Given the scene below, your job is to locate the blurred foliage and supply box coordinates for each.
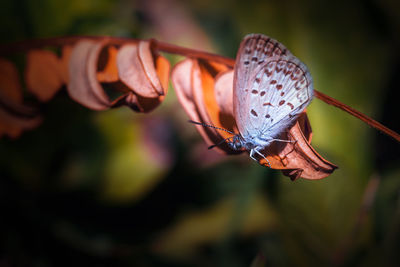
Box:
[1,0,400,266]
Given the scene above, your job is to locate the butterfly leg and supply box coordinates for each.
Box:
[250,148,271,168]
[270,138,296,143]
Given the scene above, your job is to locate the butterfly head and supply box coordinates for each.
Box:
[227,134,255,151]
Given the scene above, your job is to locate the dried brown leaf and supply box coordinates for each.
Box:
[25,49,64,102]
[138,40,164,96]
[0,58,42,138]
[260,113,338,180]
[214,69,234,116]
[172,58,238,154]
[110,49,170,113]
[67,40,110,110]
[192,60,237,153]
[172,59,217,147]
[117,41,166,98]
[171,59,199,119]
[0,58,22,102]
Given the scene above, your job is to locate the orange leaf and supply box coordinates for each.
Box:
[0,58,22,102]
[97,45,119,83]
[110,49,170,113]
[0,58,42,138]
[172,58,239,154]
[117,41,166,98]
[25,49,64,102]
[192,60,238,153]
[171,59,217,147]
[155,54,170,93]
[67,40,110,110]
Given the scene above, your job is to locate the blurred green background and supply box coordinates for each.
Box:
[1,0,400,266]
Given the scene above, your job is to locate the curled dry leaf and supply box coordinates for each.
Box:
[25,46,71,102]
[0,58,42,138]
[171,59,201,122]
[68,40,111,110]
[110,42,170,113]
[24,46,71,102]
[172,58,238,154]
[117,40,165,98]
[256,112,337,180]
[215,70,234,116]
[192,60,238,153]
[25,50,63,102]
[173,58,336,179]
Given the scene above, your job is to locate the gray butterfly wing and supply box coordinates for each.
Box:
[233,34,292,137]
[247,55,313,139]
[233,34,313,141]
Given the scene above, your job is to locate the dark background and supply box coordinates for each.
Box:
[1,0,400,266]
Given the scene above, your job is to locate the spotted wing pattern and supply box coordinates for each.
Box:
[233,34,313,140]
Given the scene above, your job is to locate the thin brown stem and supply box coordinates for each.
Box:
[314,90,400,142]
[154,40,235,66]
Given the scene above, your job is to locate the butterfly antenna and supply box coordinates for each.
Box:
[208,136,233,150]
[188,120,235,135]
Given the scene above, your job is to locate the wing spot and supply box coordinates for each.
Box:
[251,90,258,94]
[265,70,272,77]
[251,57,258,62]
[260,91,266,96]
[263,102,273,106]
[279,100,285,106]
[270,80,277,84]
[265,114,270,118]
[276,84,283,90]
[276,61,285,72]
[244,61,250,65]
[255,78,261,84]
[287,102,294,110]
[251,109,258,117]
[258,60,264,65]
[280,92,285,96]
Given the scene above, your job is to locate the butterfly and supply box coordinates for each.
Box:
[190,34,314,166]
[228,33,314,165]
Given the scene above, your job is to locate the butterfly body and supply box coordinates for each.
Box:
[229,34,314,162]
